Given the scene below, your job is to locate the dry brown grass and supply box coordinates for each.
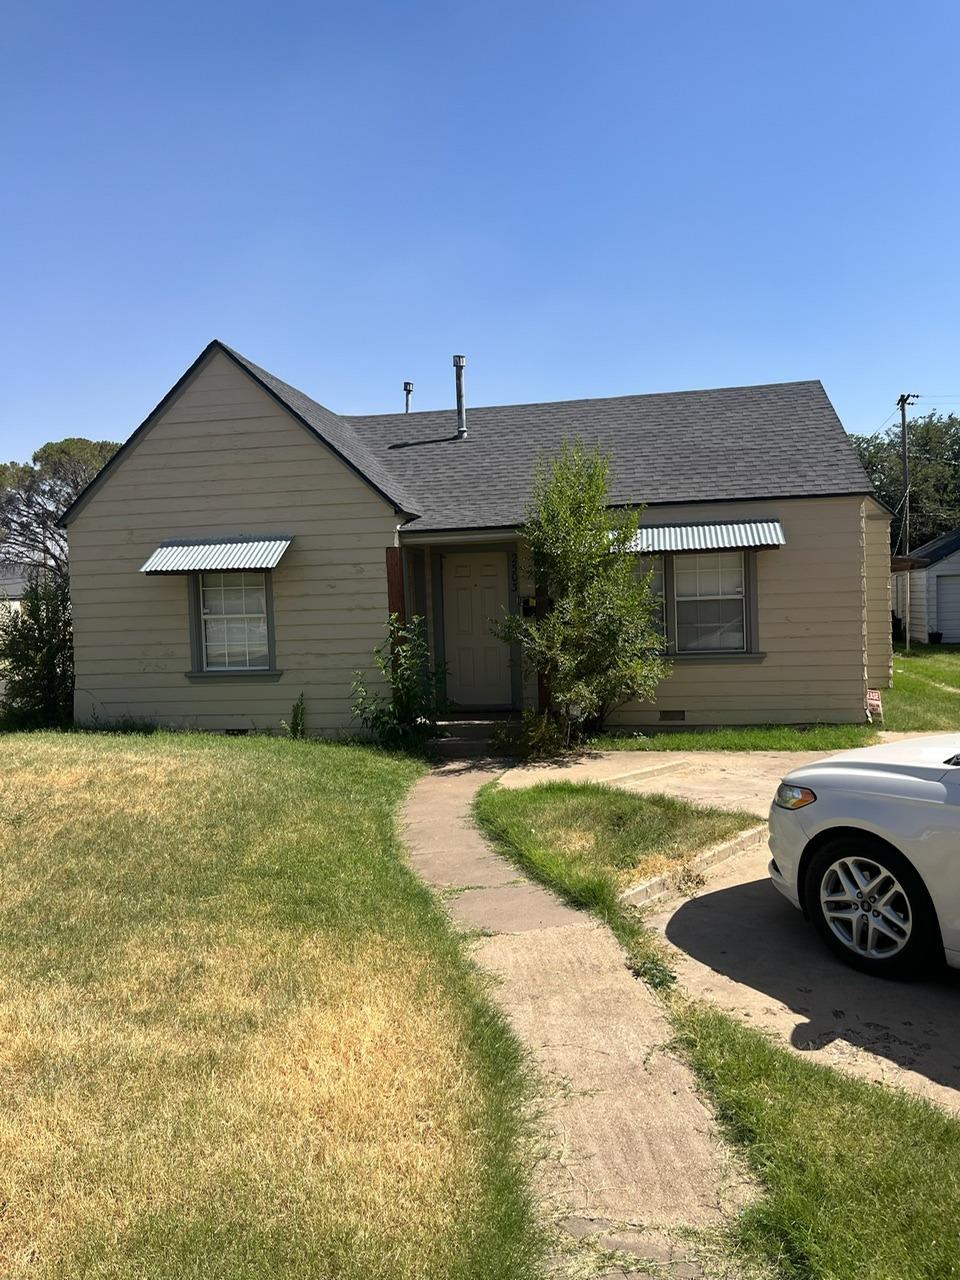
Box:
[0,733,539,1279]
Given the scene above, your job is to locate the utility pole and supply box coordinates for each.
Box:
[897,393,920,650]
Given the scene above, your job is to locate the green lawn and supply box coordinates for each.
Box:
[589,724,877,752]
[678,1005,960,1280]
[589,642,960,750]
[0,733,541,1280]
[476,779,960,1280]
[886,642,960,730]
[476,781,756,891]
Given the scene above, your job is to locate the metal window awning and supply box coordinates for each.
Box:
[630,520,785,554]
[140,537,292,574]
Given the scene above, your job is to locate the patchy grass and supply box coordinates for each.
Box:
[675,1003,960,1280]
[478,777,960,1279]
[0,733,542,1280]
[474,781,754,986]
[590,724,878,752]
[475,781,756,888]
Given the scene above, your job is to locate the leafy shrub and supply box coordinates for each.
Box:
[352,614,446,751]
[0,570,74,729]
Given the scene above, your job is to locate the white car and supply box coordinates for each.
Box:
[769,735,960,978]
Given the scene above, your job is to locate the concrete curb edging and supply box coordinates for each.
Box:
[619,823,769,909]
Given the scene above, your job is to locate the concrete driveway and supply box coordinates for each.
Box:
[502,739,960,1112]
[649,845,960,1112]
[500,748,832,816]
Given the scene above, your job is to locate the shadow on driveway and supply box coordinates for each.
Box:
[656,864,960,1107]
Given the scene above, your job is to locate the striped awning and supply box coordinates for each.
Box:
[631,520,785,554]
[140,537,292,574]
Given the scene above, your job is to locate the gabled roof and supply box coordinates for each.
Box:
[910,528,960,566]
[60,343,873,531]
[58,340,417,527]
[348,379,873,531]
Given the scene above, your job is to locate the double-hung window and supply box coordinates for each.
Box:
[199,571,270,670]
[673,551,746,652]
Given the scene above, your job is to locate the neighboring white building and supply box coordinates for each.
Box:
[0,563,30,701]
[892,530,960,642]
[0,563,28,618]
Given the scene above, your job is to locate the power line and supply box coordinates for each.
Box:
[862,407,899,436]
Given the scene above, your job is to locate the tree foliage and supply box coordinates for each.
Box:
[498,441,669,739]
[0,437,119,575]
[849,414,960,550]
[0,571,74,728]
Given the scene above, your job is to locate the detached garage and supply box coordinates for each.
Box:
[893,529,960,643]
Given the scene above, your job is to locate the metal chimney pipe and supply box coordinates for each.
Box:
[403,381,413,413]
[453,355,467,439]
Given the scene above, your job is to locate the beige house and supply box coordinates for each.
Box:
[60,341,891,735]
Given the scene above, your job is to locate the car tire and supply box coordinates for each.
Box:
[803,834,942,980]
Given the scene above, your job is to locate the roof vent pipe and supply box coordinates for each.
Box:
[453,355,467,439]
[404,381,413,413]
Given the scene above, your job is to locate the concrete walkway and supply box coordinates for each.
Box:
[403,762,752,1278]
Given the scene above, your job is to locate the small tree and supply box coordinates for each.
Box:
[352,614,446,751]
[499,441,668,740]
[0,570,74,729]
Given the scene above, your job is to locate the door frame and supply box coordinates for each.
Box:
[430,542,522,710]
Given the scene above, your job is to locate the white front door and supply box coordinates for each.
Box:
[442,551,512,707]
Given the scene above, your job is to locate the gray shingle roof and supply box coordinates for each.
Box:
[345,379,872,531]
[59,342,872,531]
[910,528,960,566]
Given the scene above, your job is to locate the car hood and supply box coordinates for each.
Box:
[786,733,960,785]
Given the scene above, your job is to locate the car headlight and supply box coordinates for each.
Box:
[774,783,817,810]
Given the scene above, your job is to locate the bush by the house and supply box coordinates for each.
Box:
[352,614,446,751]
[0,570,74,729]
[497,441,668,742]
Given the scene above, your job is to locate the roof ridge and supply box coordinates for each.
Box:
[344,378,825,423]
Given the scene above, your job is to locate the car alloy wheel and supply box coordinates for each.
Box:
[819,855,912,960]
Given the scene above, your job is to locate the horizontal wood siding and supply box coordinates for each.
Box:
[864,501,893,688]
[607,496,870,727]
[68,351,399,733]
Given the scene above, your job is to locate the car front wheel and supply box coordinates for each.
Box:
[804,835,941,979]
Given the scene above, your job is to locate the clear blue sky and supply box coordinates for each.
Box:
[3,0,959,458]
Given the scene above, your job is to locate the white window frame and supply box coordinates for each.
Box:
[672,550,747,654]
[197,571,273,672]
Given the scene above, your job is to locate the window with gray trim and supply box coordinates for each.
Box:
[198,571,271,670]
[640,551,757,655]
[674,551,746,652]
